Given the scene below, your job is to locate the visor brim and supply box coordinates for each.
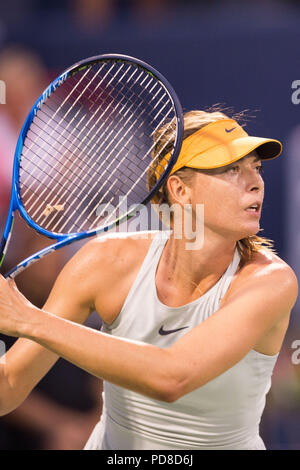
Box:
[184,136,282,170]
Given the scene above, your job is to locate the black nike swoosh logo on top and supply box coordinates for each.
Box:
[159,325,189,336]
[225,127,237,133]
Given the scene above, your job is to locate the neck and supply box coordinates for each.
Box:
[158,229,237,296]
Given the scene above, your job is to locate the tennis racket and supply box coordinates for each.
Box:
[0,53,183,279]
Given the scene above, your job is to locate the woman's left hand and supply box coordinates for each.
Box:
[0,275,36,338]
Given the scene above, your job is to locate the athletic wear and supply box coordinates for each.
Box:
[85,232,278,450]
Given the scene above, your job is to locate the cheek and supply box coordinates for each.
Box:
[191,175,243,215]
[194,180,239,212]
[192,191,234,226]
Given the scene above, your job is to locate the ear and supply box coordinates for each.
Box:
[166,175,192,206]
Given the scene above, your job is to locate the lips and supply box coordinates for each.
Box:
[245,201,262,213]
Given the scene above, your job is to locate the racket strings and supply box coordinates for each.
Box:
[20,62,111,200]
[37,70,158,231]
[23,64,155,196]
[86,119,175,231]
[21,63,139,213]
[23,67,171,232]
[92,131,175,230]
[19,60,178,234]
[21,61,129,212]
[23,67,151,191]
[26,112,172,234]
[20,94,121,202]
[51,89,172,234]
[59,84,172,233]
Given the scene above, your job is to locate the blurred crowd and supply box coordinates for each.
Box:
[1,0,300,35]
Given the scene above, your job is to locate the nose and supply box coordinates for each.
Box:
[245,169,264,193]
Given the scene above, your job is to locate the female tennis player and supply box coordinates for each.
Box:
[0,109,297,450]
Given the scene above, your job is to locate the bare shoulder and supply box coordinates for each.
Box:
[63,231,160,323]
[226,249,298,305]
[221,250,298,355]
[240,250,297,299]
[227,250,297,319]
[73,230,158,271]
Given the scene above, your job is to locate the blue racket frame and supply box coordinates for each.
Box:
[0,54,184,278]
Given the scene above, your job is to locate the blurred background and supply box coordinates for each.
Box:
[0,0,299,450]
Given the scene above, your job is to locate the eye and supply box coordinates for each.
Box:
[256,164,263,174]
[226,165,239,173]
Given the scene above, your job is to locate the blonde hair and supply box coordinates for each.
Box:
[148,107,275,265]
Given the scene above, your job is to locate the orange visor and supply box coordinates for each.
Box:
[158,119,282,179]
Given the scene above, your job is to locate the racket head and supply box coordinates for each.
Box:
[9,53,183,243]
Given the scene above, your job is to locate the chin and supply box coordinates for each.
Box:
[238,225,261,240]
[228,221,261,242]
[208,218,261,241]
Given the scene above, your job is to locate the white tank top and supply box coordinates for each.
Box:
[85,231,278,450]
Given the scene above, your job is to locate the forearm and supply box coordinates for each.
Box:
[0,345,59,416]
[23,306,179,403]
[0,363,15,416]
